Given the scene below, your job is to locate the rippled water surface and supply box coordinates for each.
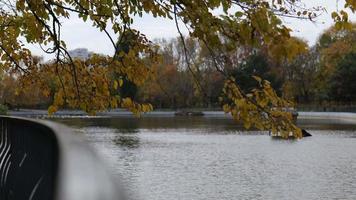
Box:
[53,117,356,200]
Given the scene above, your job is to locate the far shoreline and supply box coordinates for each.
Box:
[6,109,356,124]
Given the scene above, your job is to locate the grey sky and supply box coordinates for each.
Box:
[29,1,356,60]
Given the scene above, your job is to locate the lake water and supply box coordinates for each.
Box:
[53,116,356,200]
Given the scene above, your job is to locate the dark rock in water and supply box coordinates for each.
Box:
[302,129,312,137]
[174,111,204,116]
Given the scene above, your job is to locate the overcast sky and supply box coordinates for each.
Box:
[29,1,356,60]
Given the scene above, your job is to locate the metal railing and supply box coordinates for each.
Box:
[0,116,124,200]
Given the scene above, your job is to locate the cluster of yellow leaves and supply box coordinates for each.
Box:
[121,97,153,116]
[221,77,302,138]
[0,14,32,73]
[332,0,356,30]
[17,53,154,116]
[3,0,163,116]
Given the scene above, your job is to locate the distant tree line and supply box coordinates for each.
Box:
[138,23,356,109]
[284,23,356,105]
[1,23,356,110]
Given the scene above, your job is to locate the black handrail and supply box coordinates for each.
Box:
[0,116,125,200]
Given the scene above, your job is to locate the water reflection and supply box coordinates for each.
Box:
[52,116,244,132]
[53,116,356,133]
[53,117,140,133]
[114,135,140,148]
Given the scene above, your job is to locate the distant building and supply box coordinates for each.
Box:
[68,48,93,60]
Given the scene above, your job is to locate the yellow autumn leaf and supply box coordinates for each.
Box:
[113,80,118,90]
[48,105,57,115]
